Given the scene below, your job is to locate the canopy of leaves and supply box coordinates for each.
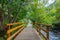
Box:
[27,0,58,25]
[0,0,30,24]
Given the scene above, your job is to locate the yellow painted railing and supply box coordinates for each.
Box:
[7,22,24,40]
[35,23,50,40]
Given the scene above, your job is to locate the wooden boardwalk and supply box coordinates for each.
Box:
[14,23,41,40]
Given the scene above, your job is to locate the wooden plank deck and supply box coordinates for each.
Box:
[14,23,41,40]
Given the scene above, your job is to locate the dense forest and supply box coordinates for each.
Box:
[0,0,60,40]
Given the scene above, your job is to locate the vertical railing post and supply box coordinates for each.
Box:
[37,24,40,32]
[46,26,49,40]
[7,25,10,40]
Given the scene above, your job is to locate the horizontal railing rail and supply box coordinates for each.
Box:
[7,22,23,26]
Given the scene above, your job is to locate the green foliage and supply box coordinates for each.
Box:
[0,0,29,24]
[1,0,59,26]
[27,0,57,25]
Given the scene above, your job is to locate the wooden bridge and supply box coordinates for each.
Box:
[6,22,50,40]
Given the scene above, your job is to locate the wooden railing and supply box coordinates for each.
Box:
[35,23,50,40]
[7,22,24,40]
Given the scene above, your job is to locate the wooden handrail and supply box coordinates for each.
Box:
[41,28,48,33]
[35,23,50,40]
[39,31,47,40]
[7,22,23,26]
[7,27,24,40]
[7,22,24,40]
[7,24,24,34]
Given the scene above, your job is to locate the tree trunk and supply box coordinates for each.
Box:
[11,7,21,23]
[7,0,13,23]
[0,10,4,30]
[7,7,11,23]
[10,2,25,23]
[0,0,7,37]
